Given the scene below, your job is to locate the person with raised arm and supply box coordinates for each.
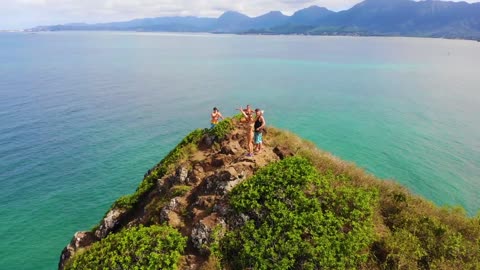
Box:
[237,106,255,157]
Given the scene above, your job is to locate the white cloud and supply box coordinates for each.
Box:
[1,0,478,29]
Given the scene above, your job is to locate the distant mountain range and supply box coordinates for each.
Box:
[27,0,480,40]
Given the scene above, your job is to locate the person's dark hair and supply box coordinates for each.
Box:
[213,107,218,111]
[255,108,260,112]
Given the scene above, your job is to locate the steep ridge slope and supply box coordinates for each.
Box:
[59,116,480,270]
[59,117,281,269]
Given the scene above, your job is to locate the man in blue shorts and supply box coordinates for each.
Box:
[254,109,266,152]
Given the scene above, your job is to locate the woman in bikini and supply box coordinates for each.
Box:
[238,106,255,157]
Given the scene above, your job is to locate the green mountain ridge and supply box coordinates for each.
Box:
[60,117,480,270]
[28,0,480,41]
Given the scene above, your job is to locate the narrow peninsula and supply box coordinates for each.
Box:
[59,116,480,270]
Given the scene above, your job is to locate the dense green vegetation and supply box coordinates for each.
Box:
[373,193,480,269]
[221,157,378,269]
[266,127,480,270]
[66,225,186,270]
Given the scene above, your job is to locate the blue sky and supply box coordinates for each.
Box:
[1,0,478,30]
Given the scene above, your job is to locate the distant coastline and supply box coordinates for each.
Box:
[19,29,480,43]
[25,0,480,42]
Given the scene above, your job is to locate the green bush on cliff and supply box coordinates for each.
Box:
[67,225,186,270]
[221,157,378,269]
[209,118,234,139]
[374,194,480,269]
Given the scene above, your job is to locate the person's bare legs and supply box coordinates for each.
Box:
[255,142,262,152]
[247,132,254,156]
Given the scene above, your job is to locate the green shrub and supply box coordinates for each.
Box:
[384,229,427,269]
[381,212,479,269]
[209,118,234,139]
[221,157,377,270]
[67,225,186,270]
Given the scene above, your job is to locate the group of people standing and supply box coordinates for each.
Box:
[238,105,266,157]
[210,105,266,157]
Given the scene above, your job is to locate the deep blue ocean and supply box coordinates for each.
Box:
[0,32,479,269]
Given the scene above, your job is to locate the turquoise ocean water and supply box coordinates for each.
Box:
[0,32,479,269]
